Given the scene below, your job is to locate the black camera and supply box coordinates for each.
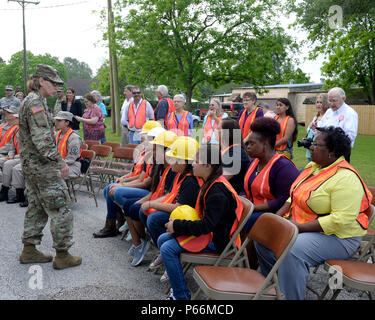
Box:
[297,138,313,149]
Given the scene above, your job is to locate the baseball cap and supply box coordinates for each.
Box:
[54,111,73,122]
[3,105,19,117]
[34,64,64,85]
[5,85,14,91]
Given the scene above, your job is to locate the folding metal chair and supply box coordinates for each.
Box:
[84,140,101,150]
[65,149,98,207]
[101,147,135,182]
[87,144,112,194]
[319,205,375,300]
[163,196,254,296]
[193,213,298,300]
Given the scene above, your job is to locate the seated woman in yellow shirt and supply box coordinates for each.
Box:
[254,126,373,300]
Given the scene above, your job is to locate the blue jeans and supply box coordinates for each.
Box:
[158,233,216,300]
[255,232,362,300]
[129,131,141,144]
[103,184,149,219]
[140,210,170,245]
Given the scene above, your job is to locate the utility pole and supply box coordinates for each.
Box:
[8,0,39,93]
[107,0,121,135]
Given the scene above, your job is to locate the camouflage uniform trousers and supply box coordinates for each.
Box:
[22,171,74,251]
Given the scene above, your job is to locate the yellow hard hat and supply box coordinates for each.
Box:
[151,130,178,148]
[170,205,200,221]
[140,120,162,134]
[166,136,199,161]
[147,126,166,138]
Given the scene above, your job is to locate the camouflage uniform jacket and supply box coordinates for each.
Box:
[19,90,66,173]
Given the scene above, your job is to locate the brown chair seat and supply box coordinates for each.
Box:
[194,265,276,296]
[325,260,375,284]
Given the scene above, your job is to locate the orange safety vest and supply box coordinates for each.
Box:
[55,128,74,159]
[13,128,19,155]
[129,150,151,178]
[203,115,222,143]
[177,176,243,252]
[244,153,286,205]
[142,156,154,182]
[166,111,190,136]
[275,115,290,151]
[154,97,175,122]
[290,159,373,229]
[238,107,261,138]
[145,166,172,208]
[128,99,148,129]
[0,124,18,148]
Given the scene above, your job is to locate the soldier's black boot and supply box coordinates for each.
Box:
[7,188,25,204]
[0,186,9,202]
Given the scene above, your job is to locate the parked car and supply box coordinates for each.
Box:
[199,102,244,120]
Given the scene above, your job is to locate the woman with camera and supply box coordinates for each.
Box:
[256,126,373,299]
[304,93,329,162]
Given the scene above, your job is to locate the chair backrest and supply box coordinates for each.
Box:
[112,147,135,161]
[85,140,101,150]
[90,145,112,158]
[81,149,95,161]
[81,143,88,150]
[249,213,298,259]
[103,141,121,152]
[124,143,138,149]
[368,186,375,205]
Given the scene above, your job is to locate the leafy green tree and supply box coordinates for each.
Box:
[287,0,375,103]
[0,51,66,95]
[107,0,307,107]
[63,57,93,80]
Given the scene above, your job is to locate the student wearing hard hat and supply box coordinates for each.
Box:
[125,130,178,267]
[92,122,162,238]
[159,144,243,300]
[139,136,201,276]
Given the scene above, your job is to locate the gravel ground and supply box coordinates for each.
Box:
[0,186,370,301]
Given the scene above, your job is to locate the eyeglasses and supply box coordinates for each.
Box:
[132,91,141,95]
[173,100,183,103]
[209,104,217,107]
[243,99,253,102]
[311,143,327,148]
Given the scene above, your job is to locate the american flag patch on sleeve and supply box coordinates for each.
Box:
[31,105,44,114]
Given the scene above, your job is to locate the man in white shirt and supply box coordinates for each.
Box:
[319,87,358,162]
[120,85,134,146]
[125,86,154,144]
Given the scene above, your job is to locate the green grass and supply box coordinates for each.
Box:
[82,120,375,187]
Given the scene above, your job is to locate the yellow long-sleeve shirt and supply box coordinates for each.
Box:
[291,156,367,238]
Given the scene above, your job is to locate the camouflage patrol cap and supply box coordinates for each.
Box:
[3,105,19,117]
[34,64,64,85]
[54,111,73,122]
[5,85,14,91]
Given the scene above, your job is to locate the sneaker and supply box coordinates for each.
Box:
[165,288,176,300]
[128,244,136,257]
[131,238,150,267]
[148,253,163,271]
[126,232,132,242]
[119,221,128,233]
[160,270,169,283]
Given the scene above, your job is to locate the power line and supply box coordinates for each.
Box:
[1,0,89,10]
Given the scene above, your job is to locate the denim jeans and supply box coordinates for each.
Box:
[103,184,149,219]
[254,232,362,300]
[139,210,170,245]
[158,233,216,300]
[129,131,141,144]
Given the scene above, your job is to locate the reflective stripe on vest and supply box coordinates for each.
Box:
[145,166,172,211]
[130,150,150,178]
[203,115,222,143]
[166,111,189,136]
[0,124,18,148]
[244,153,283,205]
[142,156,154,182]
[55,128,74,159]
[177,175,243,252]
[290,159,373,229]
[128,100,147,129]
[238,107,260,138]
[275,115,290,151]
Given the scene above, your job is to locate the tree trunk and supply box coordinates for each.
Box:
[185,88,193,111]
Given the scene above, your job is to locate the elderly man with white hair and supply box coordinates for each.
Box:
[319,87,358,162]
[154,85,175,127]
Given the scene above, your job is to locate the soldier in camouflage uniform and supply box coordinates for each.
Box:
[18,64,82,270]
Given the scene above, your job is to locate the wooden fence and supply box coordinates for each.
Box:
[305,104,375,135]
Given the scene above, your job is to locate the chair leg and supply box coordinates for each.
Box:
[319,284,331,300]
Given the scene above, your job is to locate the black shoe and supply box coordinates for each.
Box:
[7,188,25,204]
[0,186,9,202]
[20,199,29,207]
